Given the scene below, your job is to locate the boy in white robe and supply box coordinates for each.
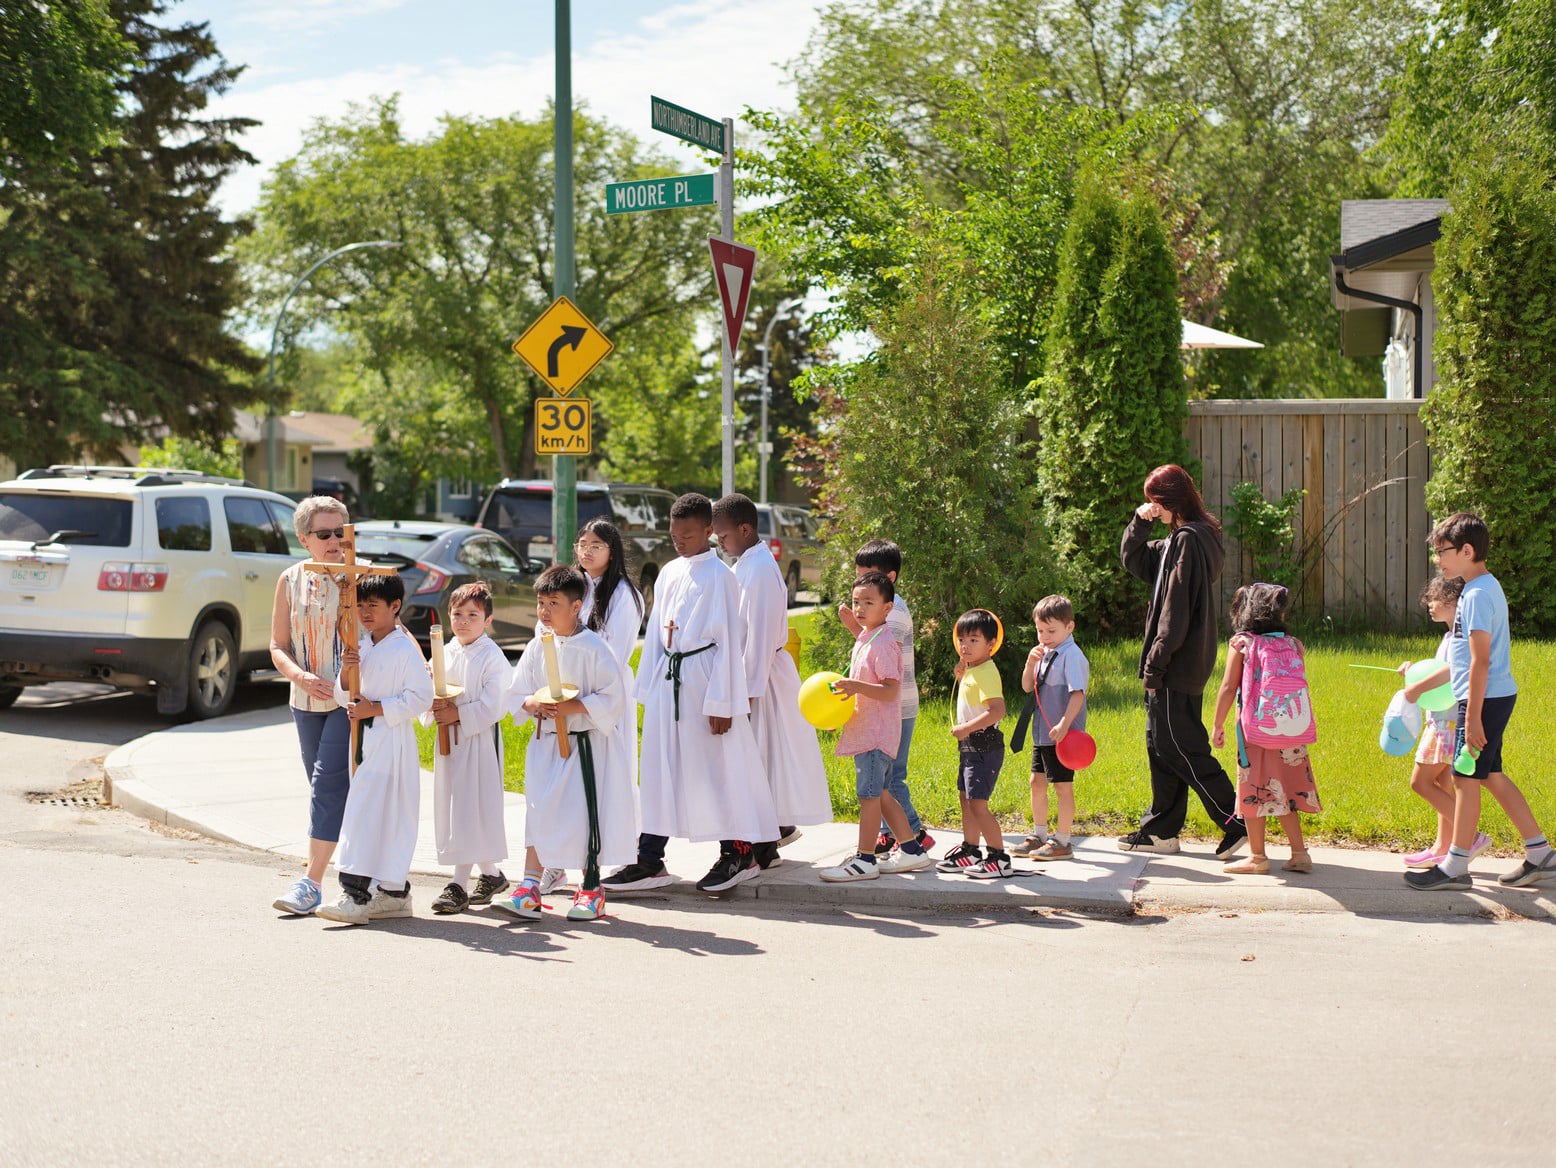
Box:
[712,492,831,870]
[602,493,780,896]
[495,565,637,922]
[318,573,435,925]
[425,582,511,914]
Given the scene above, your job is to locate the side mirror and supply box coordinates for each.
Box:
[525,557,547,575]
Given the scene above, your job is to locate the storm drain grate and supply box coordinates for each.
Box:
[25,793,104,808]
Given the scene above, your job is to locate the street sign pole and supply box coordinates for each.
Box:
[552,0,577,559]
[718,116,735,498]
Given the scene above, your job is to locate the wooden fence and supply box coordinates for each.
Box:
[1186,399,1431,628]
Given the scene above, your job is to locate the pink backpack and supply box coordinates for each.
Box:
[1238,633,1317,749]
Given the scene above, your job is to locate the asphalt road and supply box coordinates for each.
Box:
[3,683,1554,1166]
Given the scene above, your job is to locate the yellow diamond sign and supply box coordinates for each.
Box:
[511,296,613,397]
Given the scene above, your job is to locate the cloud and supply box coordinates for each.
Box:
[205,0,820,217]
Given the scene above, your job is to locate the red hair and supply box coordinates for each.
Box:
[1144,464,1220,532]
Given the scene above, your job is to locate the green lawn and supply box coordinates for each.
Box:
[417,618,1556,851]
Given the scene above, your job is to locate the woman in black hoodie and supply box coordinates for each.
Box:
[1117,465,1248,859]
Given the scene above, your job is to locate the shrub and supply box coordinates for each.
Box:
[1224,481,1306,590]
[1036,175,1189,629]
[1423,151,1556,633]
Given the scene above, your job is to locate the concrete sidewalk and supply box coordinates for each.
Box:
[104,705,1556,918]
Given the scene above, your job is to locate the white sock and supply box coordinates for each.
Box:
[1525,835,1552,863]
[1440,846,1472,877]
[478,861,503,877]
[453,864,473,890]
[1055,832,1071,846]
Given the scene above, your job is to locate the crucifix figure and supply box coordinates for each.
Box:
[304,523,399,772]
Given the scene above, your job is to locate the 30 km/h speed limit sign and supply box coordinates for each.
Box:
[535,398,591,456]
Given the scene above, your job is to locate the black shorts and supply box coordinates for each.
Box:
[1031,743,1075,784]
[958,746,1004,801]
[1455,694,1516,779]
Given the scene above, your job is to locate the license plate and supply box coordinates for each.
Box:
[527,540,553,564]
[7,564,57,591]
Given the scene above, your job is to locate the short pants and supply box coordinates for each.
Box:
[958,745,1004,801]
[852,748,893,800]
[1032,743,1075,784]
[1454,694,1515,780]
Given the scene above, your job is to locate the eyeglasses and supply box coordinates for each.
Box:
[308,527,346,541]
[574,539,608,553]
[1433,544,1455,556]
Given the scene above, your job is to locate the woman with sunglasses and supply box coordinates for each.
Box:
[269,496,353,916]
[1117,464,1248,861]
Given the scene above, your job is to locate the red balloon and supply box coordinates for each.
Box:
[1056,729,1097,770]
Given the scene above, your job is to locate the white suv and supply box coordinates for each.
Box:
[0,466,303,718]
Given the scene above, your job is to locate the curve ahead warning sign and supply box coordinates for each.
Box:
[512,296,613,397]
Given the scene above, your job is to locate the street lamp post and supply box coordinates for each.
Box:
[756,298,802,505]
[265,240,401,492]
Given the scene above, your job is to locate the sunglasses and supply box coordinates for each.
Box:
[309,527,346,541]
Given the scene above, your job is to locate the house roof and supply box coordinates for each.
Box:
[1330,199,1451,311]
[232,410,370,452]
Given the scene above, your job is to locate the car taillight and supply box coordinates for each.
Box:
[412,563,449,597]
[769,538,783,561]
[98,562,168,592]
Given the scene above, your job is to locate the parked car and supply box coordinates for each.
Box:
[475,480,677,616]
[351,521,543,653]
[311,477,360,515]
[0,465,302,717]
[757,503,825,605]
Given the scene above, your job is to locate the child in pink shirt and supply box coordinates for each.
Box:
[821,573,932,882]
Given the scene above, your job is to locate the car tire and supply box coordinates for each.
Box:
[0,684,21,711]
[186,620,237,720]
[785,564,801,607]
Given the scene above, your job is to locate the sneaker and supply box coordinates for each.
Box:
[316,892,371,925]
[1213,830,1248,861]
[492,883,545,919]
[967,851,1013,880]
[600,862,674,893]
[1405,865,1472,891]
[1010,835,1046,856]
[273,877,321,916]
[1403,847,1444,869]
[915,829,936,852]
[1032,839,1074,861]
[1117,831,1180,854]
[431,883,469,914]
[537,868,569,896]
[935,842,983,872]
[777,826,803,847]
[468,872,512,903]
[873,831,897,856]
[566,887,607,921]
[696,847,759,893]
[819,854,880,883]
[366,887,413,920]
[878,848,932,874]
[752,841,783,870]
[1498,850,1556,888]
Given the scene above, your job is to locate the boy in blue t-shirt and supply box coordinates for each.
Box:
[1407,513,1555,890]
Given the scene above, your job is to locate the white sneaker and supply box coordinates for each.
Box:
[316,892,371,925]
[878,848,932,874]
[819,855,880,883]
[366,887,413,919]
[538,867,570,895]
[1117,831,1180,854]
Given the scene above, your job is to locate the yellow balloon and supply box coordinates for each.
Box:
[799,670,856,730]
[950,611,1004,655]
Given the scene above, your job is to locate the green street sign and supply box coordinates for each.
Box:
[651,96,724,153]
[605,173,716,215]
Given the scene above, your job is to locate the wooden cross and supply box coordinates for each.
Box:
[304,523,399,773]
[664,617,678,652]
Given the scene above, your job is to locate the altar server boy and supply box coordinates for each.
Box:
[712,492,831,868]
[497,565,637,922]
[602,493,780,895]
[318,573,435,925]
[424,582,511,915]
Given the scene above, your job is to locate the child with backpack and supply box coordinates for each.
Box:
[1210,583,1322,874]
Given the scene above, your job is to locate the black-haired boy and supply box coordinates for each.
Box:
[317,573,435,925]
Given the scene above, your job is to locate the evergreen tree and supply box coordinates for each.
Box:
[0,0,256,469]
[1037,176,1188,628]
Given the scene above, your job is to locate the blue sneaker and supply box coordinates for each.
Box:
[273,877,322,915]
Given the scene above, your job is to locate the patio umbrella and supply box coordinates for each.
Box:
[1181,319,1264,350]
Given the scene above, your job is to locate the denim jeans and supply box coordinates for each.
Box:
[853,748,893,799]
[879,715,923,834]
[292,706,350,843]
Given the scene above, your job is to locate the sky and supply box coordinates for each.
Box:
[177,0,828,216]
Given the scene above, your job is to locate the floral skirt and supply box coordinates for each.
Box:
[1238,743,1322,820]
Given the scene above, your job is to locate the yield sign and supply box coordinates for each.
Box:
[708,237,756,353]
